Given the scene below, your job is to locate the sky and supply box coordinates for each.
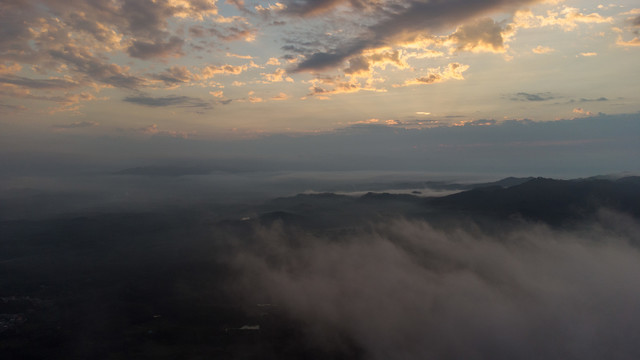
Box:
[0,0,639,178]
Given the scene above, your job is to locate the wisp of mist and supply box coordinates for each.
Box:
[232,210,640,360]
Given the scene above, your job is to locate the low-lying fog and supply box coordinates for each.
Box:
[0,170,497,220]
[233,211,640,360]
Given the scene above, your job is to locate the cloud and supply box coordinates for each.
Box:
[0,0,233,102]
[616,36,640,47]
[266,57,281,66]
[48,46,145,89]
[292,0,541,72]
[579,97,608,102]
[270,92,289,101]
[255,2,286,14]
[306,74,386,98]
[234,215,640,360]
[620,8,640,26]
[573,107,594,116]
[454,119,497,127]
[447,18,512,53]
[133,123,194,138]
[151,66,198,86]
[201,62,258,78]
[52,120,99,129]
[344,49,408,77]
[395,63,469,87]
[281,0,351,17]
[532,45,554,54]
[190,22,257,42]
[127,36,184,60]
[511,92,554,101]
[579,52,597,57]
[0,75,80,89]
[261,68,294,83]
[513,6,613,31]
[123,94,212,108]
[0,63,22,75]
[226,52,253,59]
[0,103,27,112]
[247,91,264,103]
[0,84,100,113]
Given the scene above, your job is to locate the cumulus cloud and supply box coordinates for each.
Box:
[247,90,264,103]
[620,8,640,26]
[513,6,613,31]
[447,18,512,53]
[616,36,640,47]
[233,214,640,360]
[261,68,294,83]
[573,107,594,116]
[292,0,541,72]
[306,74,386,98]
[265,57,281,66]
[201,62,259,78]
[344,49,408,77]
[395,63,469,87]
[48,46,145,89]
[188,20,257,42]
[127,36,184,60]
[0,0,254,110]
[532,45,554,54]
[151,66,198,87]
[270,92,289,101]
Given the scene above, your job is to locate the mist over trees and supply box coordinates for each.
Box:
[2,176,640,359]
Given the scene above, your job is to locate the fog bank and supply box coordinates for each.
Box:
[234,212,640,359]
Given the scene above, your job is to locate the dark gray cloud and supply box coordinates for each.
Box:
[123,94,212,108]
[49,48,145,89]
[284,0,351,17]
[188,23,257,43]
[292,0,541,72]
[127,36,184,60]
[296,42,370,72]
[0,103,27,112]
[511,92,555,101]
[0,75,79,89]
[448,17,508,52]
[579,97,608,102]
[151,66,195,86]
[632,15,640,27]
[52,121,99,129]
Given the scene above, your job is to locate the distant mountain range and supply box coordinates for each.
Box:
[238,176,640,229]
